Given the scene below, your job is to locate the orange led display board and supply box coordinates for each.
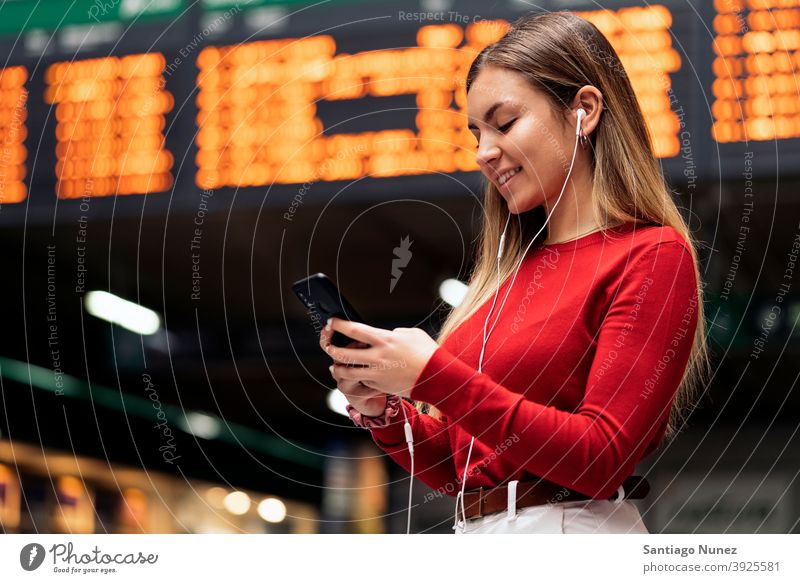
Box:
[44,53,175,199]
[2,1,797,209]
[0,66,28,204]
[579,6,682,158]
[195,5,682,190]
[194,20,507,189]
[712,0,800,143]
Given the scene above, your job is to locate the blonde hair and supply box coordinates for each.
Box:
[416,11,711,438]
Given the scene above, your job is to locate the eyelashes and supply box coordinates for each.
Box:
[472,119,517,149]
[498,119,515,133]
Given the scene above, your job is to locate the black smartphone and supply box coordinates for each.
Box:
[292,273,365,347]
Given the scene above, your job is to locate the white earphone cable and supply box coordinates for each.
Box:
[407,109,586,534]
[452,109,585,532]
[479,110,584,357]
[400,403,414,534]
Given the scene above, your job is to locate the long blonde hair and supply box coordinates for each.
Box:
[416,11,711,438]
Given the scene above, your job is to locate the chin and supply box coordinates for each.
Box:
[504,196,537,215]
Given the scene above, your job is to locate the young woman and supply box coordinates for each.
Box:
[320,11,711,534]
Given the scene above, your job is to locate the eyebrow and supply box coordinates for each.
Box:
[467,101,507,131]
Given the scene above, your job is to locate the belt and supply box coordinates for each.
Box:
[461,475,650,520]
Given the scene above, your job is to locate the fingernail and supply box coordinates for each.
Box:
[329,365,334,374]
[325,318,332,331]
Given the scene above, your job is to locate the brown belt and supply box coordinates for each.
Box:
[461,476,650,520]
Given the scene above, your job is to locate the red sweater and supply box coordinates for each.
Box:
[367,221,700,500]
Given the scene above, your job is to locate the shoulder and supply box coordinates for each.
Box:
[598,222,698,293]
[607,222,695,265]
[633,223,692,251]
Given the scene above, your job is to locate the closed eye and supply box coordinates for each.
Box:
[471,119,516,148]
[498,119,515,133]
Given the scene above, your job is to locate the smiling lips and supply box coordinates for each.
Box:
[497,166,522,187]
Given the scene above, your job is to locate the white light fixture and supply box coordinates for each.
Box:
[257,498,287,523]
[84,290,161,335]
[327,389,349,417]
[181,412,221,440]
[439,278,468,307]
[223,491,250,515]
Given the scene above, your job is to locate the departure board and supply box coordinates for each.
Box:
[0,0,794,216]
[44,53,175,199]
[711,0,800,143]
[194,20,509,189]
[578,6,683,158]
[0,66,28,204]
[195,5,684,190]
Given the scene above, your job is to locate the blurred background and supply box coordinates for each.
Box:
[0,0,798,534]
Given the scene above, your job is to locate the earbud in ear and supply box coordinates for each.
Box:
[576,108,586,136]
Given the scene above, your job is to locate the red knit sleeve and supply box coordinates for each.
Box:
[358,397,458,494]
[409,242,699,499]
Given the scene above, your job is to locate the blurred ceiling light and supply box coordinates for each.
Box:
[205,487,228,509]
[84,290,161,335]
[327,389,349,417]
[223,491,250,515]
[257,498,287,523]
[439,278,468,307]
[181,412,221,440]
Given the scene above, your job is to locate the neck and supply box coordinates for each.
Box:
[541,158,601,245]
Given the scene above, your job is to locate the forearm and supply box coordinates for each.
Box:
[408,353,624,497]
[409,242,699,498]
[348,397,458,493]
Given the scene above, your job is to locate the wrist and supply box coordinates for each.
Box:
[352,394,388,417]
[346,394,402,429]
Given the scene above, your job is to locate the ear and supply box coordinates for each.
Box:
[571,86,604,138]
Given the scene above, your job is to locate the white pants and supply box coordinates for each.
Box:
[453,498,650,534]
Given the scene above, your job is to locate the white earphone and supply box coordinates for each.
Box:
[577,107,586,135]
[401,107,588,534]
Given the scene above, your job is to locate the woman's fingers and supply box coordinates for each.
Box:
[331,362,378,384]
[329,364,384,394]
[335,379,377,398]
[319,325,332,351]
[327,318,387,345]
[336,381,388,416]
[318,325,372,361]
[324,344,376,366]
[329,357,391,415]
[333,377,384,410]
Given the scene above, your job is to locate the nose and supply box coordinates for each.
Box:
[475,137,501,171]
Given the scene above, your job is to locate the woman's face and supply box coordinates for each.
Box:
[467,65,576,215]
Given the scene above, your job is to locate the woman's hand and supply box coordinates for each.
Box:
[327,339,388,416]
[319,318,439,399]
[332,372,389,416]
